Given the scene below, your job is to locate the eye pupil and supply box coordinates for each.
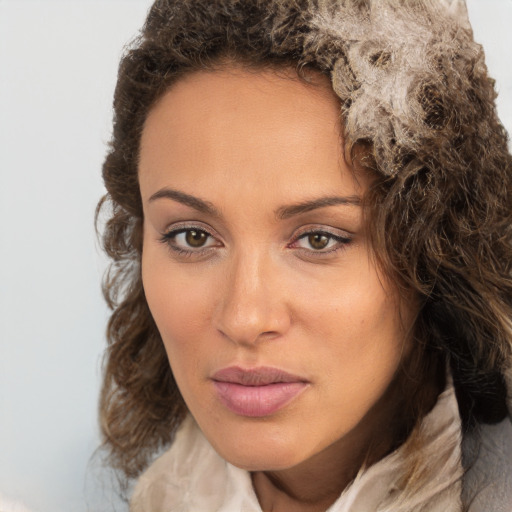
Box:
[185,230,208,247]
[309,233,329,250]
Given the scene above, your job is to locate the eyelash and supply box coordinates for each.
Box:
[159,225,352,258]
[289,229,352,255]
[159,225,220,258]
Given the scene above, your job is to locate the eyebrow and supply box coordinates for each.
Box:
[149,188,220,217]
[276,195,361,219]
[148,187,360,219]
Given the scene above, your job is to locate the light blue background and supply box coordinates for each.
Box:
[1,1,511,511]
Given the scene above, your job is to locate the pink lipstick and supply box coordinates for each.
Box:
[212,366,309,417]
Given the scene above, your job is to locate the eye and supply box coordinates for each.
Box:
[160,226,221,254]
[181,229,210,248]
[303,233,332,250]
[290,229,352,254]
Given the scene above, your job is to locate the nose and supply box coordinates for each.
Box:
[213,250,291,346]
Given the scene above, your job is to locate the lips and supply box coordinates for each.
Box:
[212,366,309,417]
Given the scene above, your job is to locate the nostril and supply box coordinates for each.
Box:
[214,307,290,346]
[260,330,280,339]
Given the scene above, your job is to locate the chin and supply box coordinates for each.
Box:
[206,426,312,472]
[222,449,303,472]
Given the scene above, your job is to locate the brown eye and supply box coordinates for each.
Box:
[292,229,352,254]
[185,229,209,247]
[308,233,330,250]
[161,226,220,255]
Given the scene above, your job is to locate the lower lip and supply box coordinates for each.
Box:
[213,381,308,417]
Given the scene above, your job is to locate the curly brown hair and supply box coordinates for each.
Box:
[98,0,512,480]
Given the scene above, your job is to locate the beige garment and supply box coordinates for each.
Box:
[131,383,463,512]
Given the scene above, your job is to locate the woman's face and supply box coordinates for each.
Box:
[139,67,413,472]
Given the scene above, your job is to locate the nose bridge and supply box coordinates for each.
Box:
[215,244,288,345]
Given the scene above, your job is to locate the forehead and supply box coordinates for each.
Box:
[138,66,364,206]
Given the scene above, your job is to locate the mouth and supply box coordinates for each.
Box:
[211,366,309,417]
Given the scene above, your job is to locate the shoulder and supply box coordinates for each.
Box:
[462,415,512,512]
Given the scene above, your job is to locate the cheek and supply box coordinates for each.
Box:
[141,244,215,364]
[296,259,402,352]
[297,263,406,400]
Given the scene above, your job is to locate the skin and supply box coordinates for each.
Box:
[139,66,416,512]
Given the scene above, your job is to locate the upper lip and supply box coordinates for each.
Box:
[212,366,308,386]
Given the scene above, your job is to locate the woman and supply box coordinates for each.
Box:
[97,0,512,510]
